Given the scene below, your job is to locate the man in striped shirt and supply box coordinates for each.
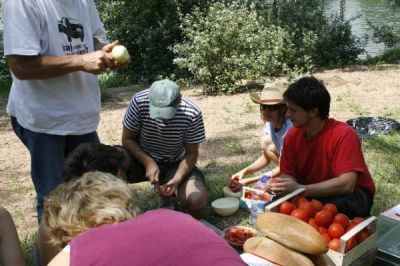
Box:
[122,79,208,211]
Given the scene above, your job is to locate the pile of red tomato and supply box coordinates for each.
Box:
[224,227,255,245]
[278,196,371,252]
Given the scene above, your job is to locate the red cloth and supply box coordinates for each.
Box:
[70,209,246,266]
[280,119,375,197]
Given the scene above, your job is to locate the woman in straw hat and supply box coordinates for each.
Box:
[230,81,292,189]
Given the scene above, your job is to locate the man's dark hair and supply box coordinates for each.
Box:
[63,143,125,182]
[283,76,331,119]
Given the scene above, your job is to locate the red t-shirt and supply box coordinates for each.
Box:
[70,209,246,266]
[280,119,375,197]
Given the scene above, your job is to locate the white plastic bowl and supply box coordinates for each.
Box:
[211,197,240,216]
[223,186,241,199]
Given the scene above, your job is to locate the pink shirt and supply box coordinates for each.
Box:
[70,209,246,266]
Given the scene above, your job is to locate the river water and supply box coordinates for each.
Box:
[326,0,400,57]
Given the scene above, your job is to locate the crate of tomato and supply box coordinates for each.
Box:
[265,188,377,266]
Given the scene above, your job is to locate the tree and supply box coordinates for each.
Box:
[174,1,296,94]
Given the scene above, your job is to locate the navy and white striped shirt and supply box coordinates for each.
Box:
[123,89,206,163]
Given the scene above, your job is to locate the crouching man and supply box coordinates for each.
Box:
[122,79,208,211]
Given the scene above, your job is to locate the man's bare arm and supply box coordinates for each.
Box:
[6,41,118,80]
[172,143,199,184]
[270,172,358,197]
[121,126,159,184]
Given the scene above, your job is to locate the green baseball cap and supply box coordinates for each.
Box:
[148,79,181,120]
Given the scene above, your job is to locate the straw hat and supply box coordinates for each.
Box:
[249,80,287,105]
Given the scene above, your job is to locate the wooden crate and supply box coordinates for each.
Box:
[265,188,377,266]
[327,216,377,266]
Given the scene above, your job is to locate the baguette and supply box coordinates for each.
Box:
[256,212,328,255]
[243,236,314,266]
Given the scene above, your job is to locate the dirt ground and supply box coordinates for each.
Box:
[1,65,399,239]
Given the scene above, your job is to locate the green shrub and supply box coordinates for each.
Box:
[367,21,400,49]
[96,0,218,82]
[0,31,12,96]
[313,12,365,67]
[257,0,365,68]
[173,1,296,94]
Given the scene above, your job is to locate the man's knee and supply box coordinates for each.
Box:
[186,191,208,211]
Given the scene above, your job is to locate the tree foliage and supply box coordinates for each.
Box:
[96,0,223,82]
[96,0,182,82]
[173,2,297,94]
[0,31,12,90]
[256,0,364,67]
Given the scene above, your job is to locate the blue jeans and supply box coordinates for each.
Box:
[11,117,99,223]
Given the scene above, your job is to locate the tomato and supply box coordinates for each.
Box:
[346,223,357,232]
[347,237,358,251]
[314,209,333,227]
[329,238,340,252]
[290,208,309,222]
[333,213,350,229]
[356,229,370,242]
[244,192,252,199]
[319,226,328,234]
[321,232,332,244]
[279,201,296,215]
[328,223,345,239]
[308,218,319,231]
[351,217,365,225]
[259,193,273,202]
[228,177,239,189]
[299,201,316,218]
[323,203,338,216]
[225,227,254,245]
[311,199,324,212]
[292,196,308,208]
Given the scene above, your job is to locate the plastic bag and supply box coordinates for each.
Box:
[346,117,400,138]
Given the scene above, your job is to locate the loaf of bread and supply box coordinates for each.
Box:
[256,212,328,255]
[243,236,314,266]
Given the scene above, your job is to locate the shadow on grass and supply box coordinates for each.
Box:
[129,162,256,231]
[363,133,400,183]
[21,233,36,266]
[362,133,400,215]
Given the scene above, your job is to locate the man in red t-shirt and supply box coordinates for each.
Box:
[269,77,375,218]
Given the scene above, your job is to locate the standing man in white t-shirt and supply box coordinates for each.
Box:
[2,0,123,223]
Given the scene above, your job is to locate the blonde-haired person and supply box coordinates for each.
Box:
[231,81,293,189]
[42,171,246,266]
[39,171,140,264]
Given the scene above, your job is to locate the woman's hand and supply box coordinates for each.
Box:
[231,169,247,180]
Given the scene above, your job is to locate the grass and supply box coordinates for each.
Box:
[226,138,246,155]
[361,47,400,66]
[363,133,400,215]
[100,71,135,103]
[19,129,400,263]
[12,59,400,263]
[0,77,11,97]
[21,233,36,266]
